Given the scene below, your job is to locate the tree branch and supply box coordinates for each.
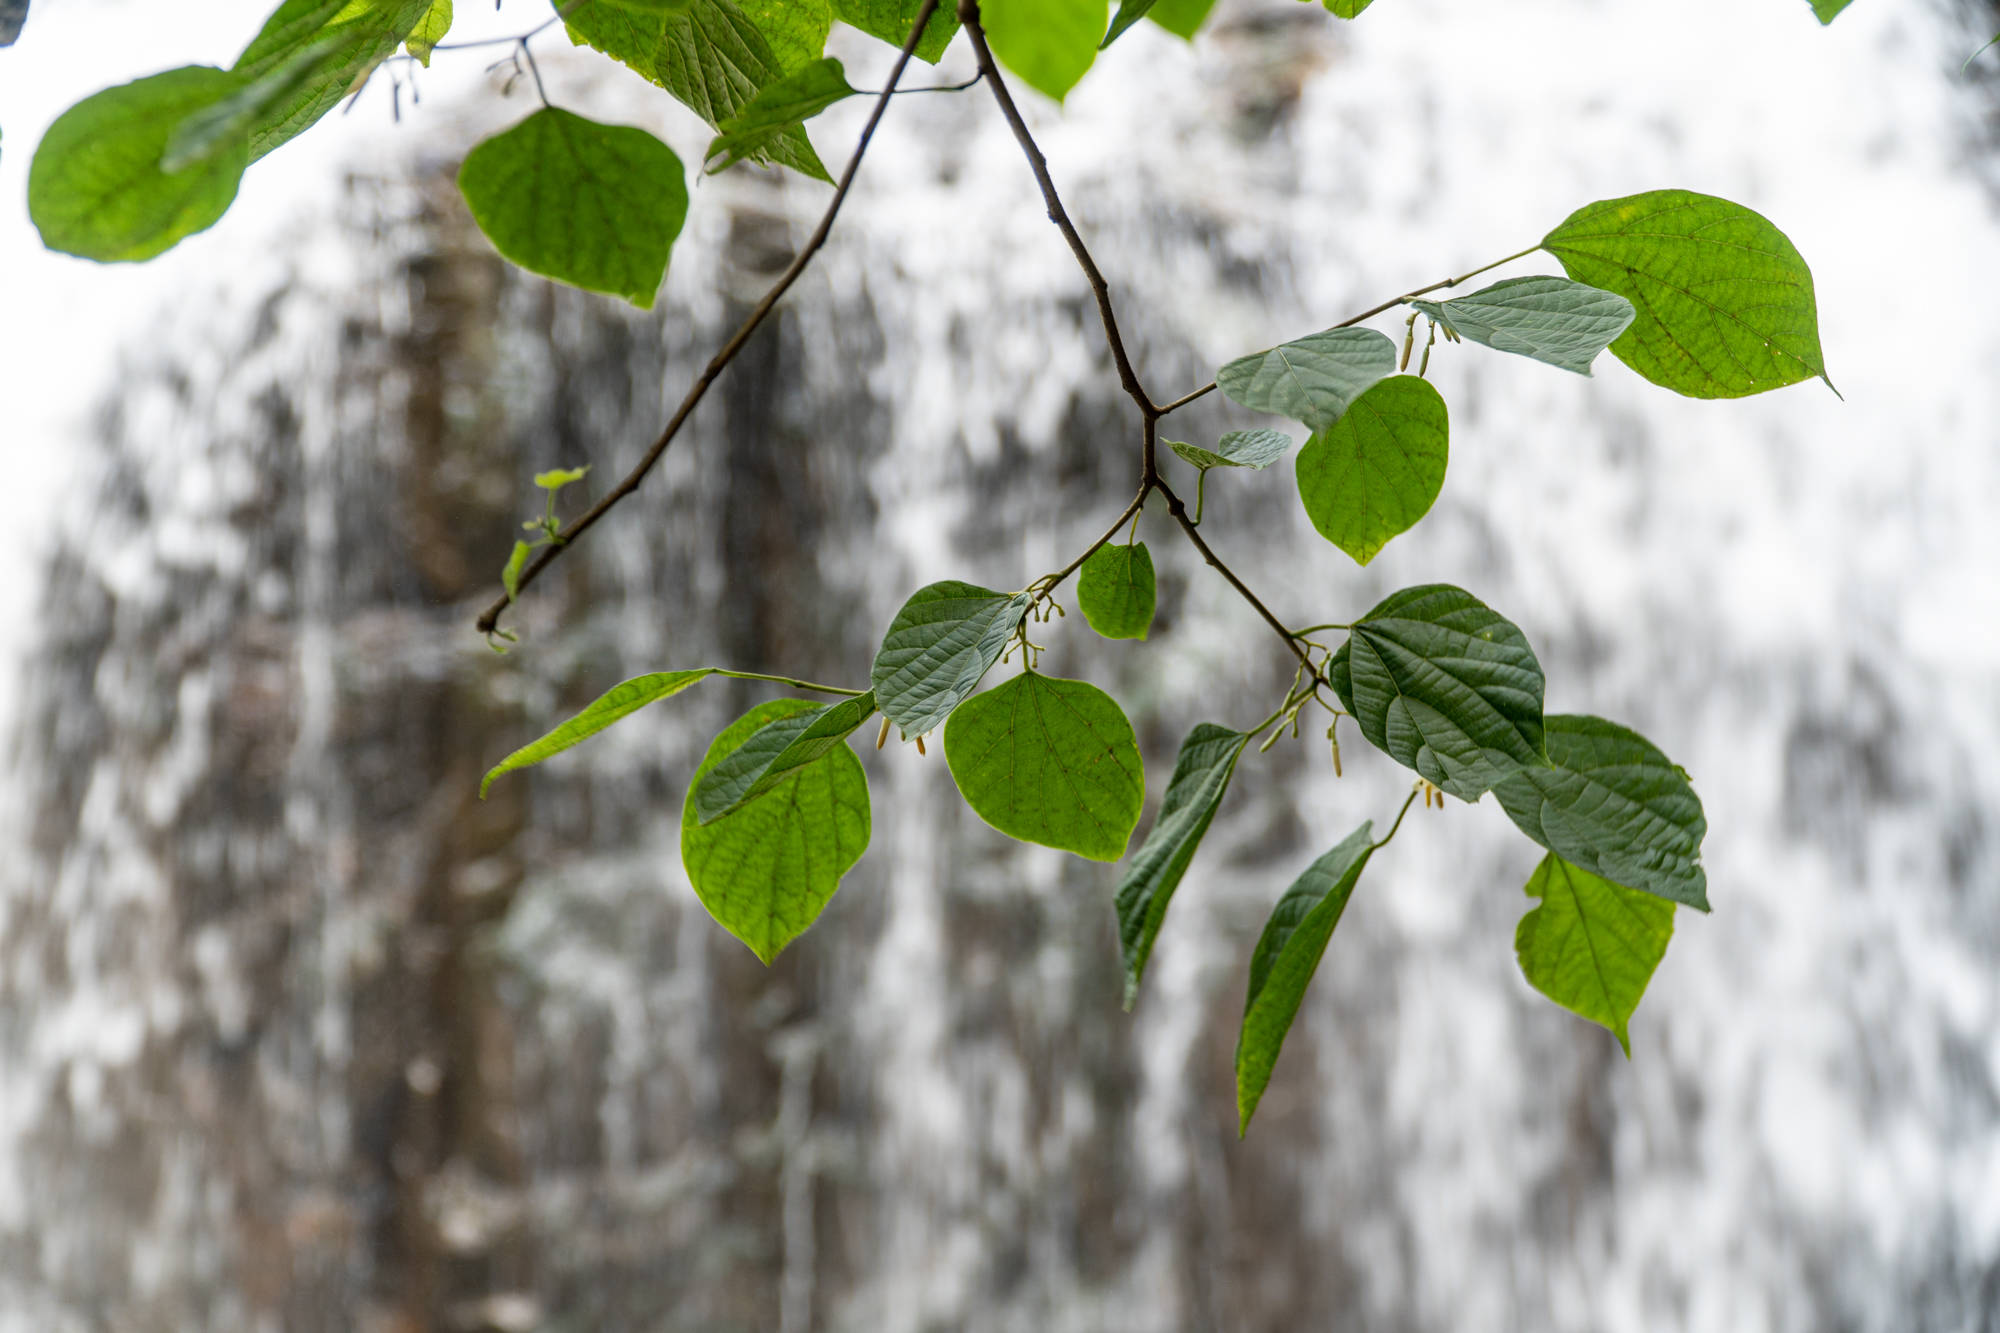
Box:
[476,0,945,636]
[1156,479,1317,674]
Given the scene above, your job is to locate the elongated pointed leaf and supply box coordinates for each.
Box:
[1410,276,1635,377]
[706,57,858,174]
[871,581,1034,738]
[1328,584,1545,801]
[1115,723,1251,1008]
[1216,327,1397,431]
[233,0,434,160]
[683,699,871,963]
[1811,0,1852,21]
[945,672,1145,861]
[982,0,1101,101]
[1236,823,1373,1133]
[1168,428,1293,472]
[693,690,877,823]
[1103,0,1156,47]
[459,108,689,308]
[31,66,250,263]
[1146,0,1214,37]
[1516,853,1675,1055]
[1077,542,1156,641]
[563,0,829,179]
[1492,714,1709,910]
[1542,189,1831,398]
[1295,374,1448,565]
[481,669,715,795]
[832,0,959,62]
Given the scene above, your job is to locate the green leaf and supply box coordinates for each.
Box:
[1810,0,1852,21]
[944,671,1145,861]
[692,690,877,824]
[981,0,1102,102]
[1409,276,1635,377]
[737,0,833,70]
[682,699,871,964]
[534,465,591,490]
[1115,723,1251,1008]
[1236,823,1373,1134]
[232,0,435,160]
[1328,584,1545,801]
[1325,0,1375,14]
[1215,327,1398,431]
[605,0,696,10]
[404,0,452,63]
[1294,374,1448,565]
[481,669,716,796]
[1076,542,1155,641]
[459,108,689,309]
[1515,853,1675,1056]
[871,581,1034,738]
[1168,428,1292,472]
[562,0,830,179]
[1492,714,1709,911]
[833,0,958,61]
[1103,0,1156,47]
[29,67,249,263]
[706,57,858,174]
[1145,0,1214,38]
[501,540,532,600]
[1542,189,1832,398]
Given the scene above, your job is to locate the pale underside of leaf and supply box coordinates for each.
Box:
[1215,327,1397,431]
[871,582,1034,738]
[1168,428,1292,472]
[1410,275,1635,377]
[693,690,877,823]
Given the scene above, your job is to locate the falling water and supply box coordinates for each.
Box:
[2,1,1998,1329]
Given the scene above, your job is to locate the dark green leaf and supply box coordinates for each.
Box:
[405,0,452,64]
[1216,327,1397,431]
[1103,0,1156,48]
[232,0,434,160]
[692,690,877,823]
[1328,584,1545,801]
[706,57,858,174]
[981,0,1101,102]
[481,669,715,795]
[1811,0,1852,21]
[1146,0,1214,37]
[1409,275,1635,377]
[1493,714,1709,910]
[1115,723,1251,1008]
[944,671,1145,861]
[562,0,830,179]
[29,67,249,263]
[871,581,1034,738]
[1516,853,1675,1055]
[1236,823,1373,1133]
[459,108,689,308]
[1294,374,1448,565]
[682,699,871,963]
[832,0,959,62]
[1076,542,1156,641]
[1168,428,1292,472]
[1542,189,1832,398]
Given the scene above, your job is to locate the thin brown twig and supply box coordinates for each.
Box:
[1035,484,1153,593]
[476,0,946,636]
[1155,479,1318,675]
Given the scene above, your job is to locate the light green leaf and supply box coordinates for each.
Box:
[1542,189,1832,398]
[1236,823,1373,1134]
[481,669,715,796]
[404,0,452,63]
[871,581,1034,738]
[29,67,249,263]
[459,108,689,308]
[832,0,959,62]
[1325,0,1375,14]
[562,0,830,179]
[1076,542,1155,641]
[1216,327,1398,431]
[501,540,532,600]
[737,0,833,70]
[1103,0,1156,47]
[682,699,871,964]
[1115,723,1251,1008]
[1295,374,1447,565]
[1328,584,1545,801]
[1811,0,1852,21]
[1516,853,1675,1055]
[1146,0,1214,37]
[1168,428,1292,472]
[1410,275,1635,377]
[692,690,877,823]
[981,0,1102,102]
[233,0,435,160]
[706,57,858,174]
[1493,714,1709,911]
[605,0,695,10]
[944,671,1145,861]
[534,465,590,490]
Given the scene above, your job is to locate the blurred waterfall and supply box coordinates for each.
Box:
[2,2,1998,1330]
